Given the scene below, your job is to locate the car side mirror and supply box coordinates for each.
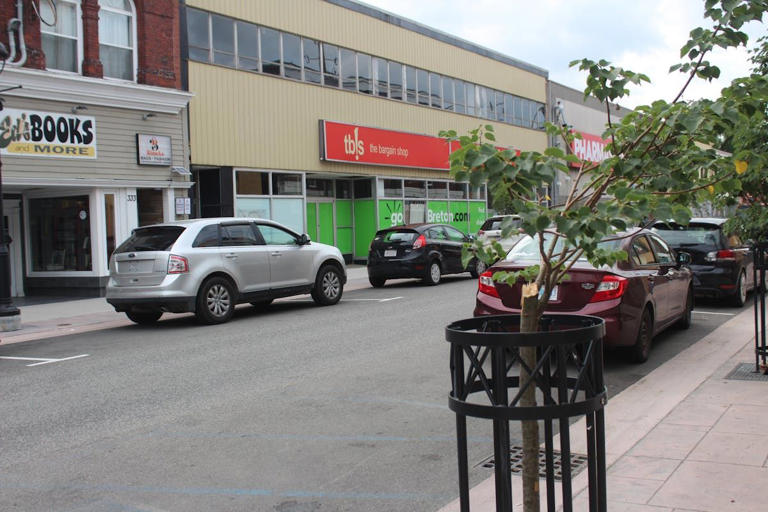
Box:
[467,234,476,242]
[676,251,692,267]
[298,234,310,245]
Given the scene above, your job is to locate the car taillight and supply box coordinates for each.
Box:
[413,234,426,249]
[705,249,735,262]
[478,270,499,298]
[478,230,485,236]
[168,254,189,274]
[588,274,627,303]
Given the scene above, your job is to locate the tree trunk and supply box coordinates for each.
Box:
[520,283,540,512]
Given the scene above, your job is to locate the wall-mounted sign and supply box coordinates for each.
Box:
[175,197,191,215]
[137,134,172,166]
[570,131,612,167]
[0,108,97,159]
[320,120,452,170]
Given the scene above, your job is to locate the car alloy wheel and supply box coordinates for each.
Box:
[207,284,231,317]
[424,260,441,285]
[733,270,747,307]
[196,277,236,324]
[470,258,487,278]
[630,308,653,363]
[312,265,343,306]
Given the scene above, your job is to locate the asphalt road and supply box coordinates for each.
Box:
[0,275,750,512]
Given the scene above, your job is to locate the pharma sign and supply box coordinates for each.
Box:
[137,133,172,166]
[0,108,96,159]
[320,120,451,170]
[570,131,611,167]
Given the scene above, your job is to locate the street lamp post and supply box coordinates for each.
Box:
[0,44,21,331]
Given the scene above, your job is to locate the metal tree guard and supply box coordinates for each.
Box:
[753,242,768,373]
[446,314,607,512]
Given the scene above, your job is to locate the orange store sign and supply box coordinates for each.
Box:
[320,120,451,170]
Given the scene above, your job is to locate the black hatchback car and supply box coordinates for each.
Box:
[650,217,754,306]
[367,223,485,287]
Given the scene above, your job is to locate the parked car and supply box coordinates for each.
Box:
[477,214,524,252]
[474,229,693,363]
[367,223,485,287]
[106,218,346,325]
[650,218,753,306]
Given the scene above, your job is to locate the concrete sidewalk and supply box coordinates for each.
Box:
[438,306,768,511]
[0,265,372,346]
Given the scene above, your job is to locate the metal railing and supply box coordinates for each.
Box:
[446,314,607,512]
[753,242,768,373]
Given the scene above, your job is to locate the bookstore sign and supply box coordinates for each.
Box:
[0,108,97,159]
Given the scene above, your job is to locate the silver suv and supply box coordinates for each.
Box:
[106,218,346,325]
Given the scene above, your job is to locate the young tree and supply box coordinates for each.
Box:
[442,1,768,510]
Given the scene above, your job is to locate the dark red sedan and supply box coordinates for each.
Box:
[474,229,693,363]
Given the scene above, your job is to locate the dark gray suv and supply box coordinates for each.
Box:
[107,218,346,324]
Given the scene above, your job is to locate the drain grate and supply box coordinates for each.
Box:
[477,445,589,480]
[725,362,768,382]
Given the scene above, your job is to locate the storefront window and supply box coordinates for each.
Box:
[378,178,402,198]
[105,194,115,262]
[449,182,467,199]
[137,189,164,226]
[30,196,92,272]
[470,186,486,200]
[271,198,303,232]
[236,171,269,195]
[354,179,372,198]
[335,180,352,199]
[272,173,303,195]
[306,178,334,197]
[236,197,270,219]
[427,181,448,199]
[404,179,426,198]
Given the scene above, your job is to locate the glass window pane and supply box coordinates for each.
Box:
[470,186,486,200]
[221,224,260,246]
[100,0,130,10]
[105,194,115,261]
[449,182,467,199]
[236,197,270,219]
[378,178,402,197]
[303,38,321,84]
[417,69,429,106]
[237,21,259,70]
[442,77,454,111]
[322,43,339,87]
[496,91,505,121]
[100,45,133,80]
[236,171,269,195]
[258,222,299,244]
[187,9,209,57]
[405,66,417,103]
[429,73,441,108]
[270,199,303,232]
[306,178,334,197]
[454,81,465,114]
[357,53,371,94]
[373,58,388,97]
[43,1,77,37]
[354,179,372,198]
[465,83,475,116]
[29,196,92,271]
[282,33,301,79]
[521,99,532,127]
[404,180,426,198]
[389,62,402,100]
[504,94,514,124]
[260,27,281,75]
[513,97,523,125]
[340,48,357,91]
[99,10,131,47]
[335,180,352,199]
[477,87,489,118]
[272,173,303,195]
[427,181,448,199]
[211,15,234,67]
[193,225,220,247]
[42,34,77,72]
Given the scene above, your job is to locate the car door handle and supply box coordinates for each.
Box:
[224,253,237,259]
[271,252,282,257]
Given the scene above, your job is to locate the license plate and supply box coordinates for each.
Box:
[549,286,558,301]
[384,249,397,257]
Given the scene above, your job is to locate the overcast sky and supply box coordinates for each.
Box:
[360,0,765,109]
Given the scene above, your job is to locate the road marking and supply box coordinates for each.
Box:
[285,297,402,303]
[0,354,89,367]
[692,311,736,316]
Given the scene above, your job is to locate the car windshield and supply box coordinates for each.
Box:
[651,224,720,247]
[115,226,185,253]
[506,234,621,261]
[379,230,417,243]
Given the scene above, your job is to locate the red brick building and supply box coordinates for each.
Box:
[0,0,191,297]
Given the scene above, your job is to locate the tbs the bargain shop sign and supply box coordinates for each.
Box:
[570,131,611,167]
[320,120,451,170]
[0,108,97,159]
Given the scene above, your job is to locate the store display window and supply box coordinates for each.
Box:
[29,196,92,272]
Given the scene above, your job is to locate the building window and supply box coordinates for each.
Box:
[373,57,388,98]
[405,66,417,103]
[41,0,81,73]
[303,38,321,84]
[30,196,92,272]
[260,27,281,75]
[272,173,303,195]
[282,33,302,80]
[236,171,269,195]
[98,0,136,80]
[427,181,448,199]
[404,180,426,198]
[340,48,357,91]
[357,53,372,94]
[210,14,234,67]
[237,21,259,71]
[186,8,210,62]
[378,178,402,198]
[417,69,429,106]
[429,73,441,108]
[449,182,468,199]
[322,43,339,87]
[465,83,475,116]
[389,61,403,100]
[442,77,454,111]
[454,81,465,114]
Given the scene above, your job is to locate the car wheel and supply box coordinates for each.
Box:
[250,299,274,309]
[630,307,653,364]
[126,311,162,325]
[196,277,236,324]
[676,287,693,329]
[732,270,747,307]
[423,260,441,285]
[469,258,487,278]
[369,276,386,288]
[311,265,343,306]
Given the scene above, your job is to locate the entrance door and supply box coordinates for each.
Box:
[4,200,23,297]
[306,201,335,246]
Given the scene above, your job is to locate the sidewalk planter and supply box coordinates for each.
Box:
[446,314,607,512]
[752,242,768,373]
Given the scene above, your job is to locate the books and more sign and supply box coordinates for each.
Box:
[0,108,97,159]
[137,134,172,166]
